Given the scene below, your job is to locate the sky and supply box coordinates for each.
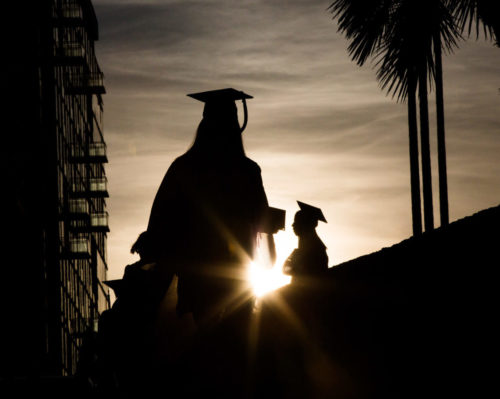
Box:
[91,0,500,283]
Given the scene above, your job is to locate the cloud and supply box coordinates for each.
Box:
[91,0,500,278]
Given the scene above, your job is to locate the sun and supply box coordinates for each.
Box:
[248,262,291,297]
[248,230,296,297]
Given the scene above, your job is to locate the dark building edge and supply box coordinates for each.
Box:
[1,0,110,384]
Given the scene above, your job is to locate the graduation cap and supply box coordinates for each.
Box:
[297,201,327,224]
[187,88,253,133]
[260,206,286,234]
[103,279,123,298]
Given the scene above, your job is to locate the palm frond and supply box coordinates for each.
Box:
[329,0,464,101]
[328,0,393,66]
[450,0,498,43]
[374,0,436,101]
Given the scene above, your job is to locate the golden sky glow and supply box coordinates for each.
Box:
[92,1,500,293]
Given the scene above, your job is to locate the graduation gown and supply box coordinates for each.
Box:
[147,150,269,319]
[283,232,328,279]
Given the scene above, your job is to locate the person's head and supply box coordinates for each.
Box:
[187,88,251,158]
[130,231,153,261]
[292,201,327,237]
[292,210,318,237]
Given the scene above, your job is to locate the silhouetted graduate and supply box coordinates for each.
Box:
[147,88,276,326]
[110,231,166,319]
[91,232,167,396]
[283,201,328,282]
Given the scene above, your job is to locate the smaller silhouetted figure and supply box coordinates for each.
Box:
[95,232,169,397]
[262,202,329,397]
[112,231,167,319]
[283,201,328,283]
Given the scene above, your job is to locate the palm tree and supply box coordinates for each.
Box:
[452,0,500,46]
[434,28,449,227]
[434,0,499,226]
[328,0,423,236]
[376,0,438,233]
[428,0,461,228]
[329,0,460,234]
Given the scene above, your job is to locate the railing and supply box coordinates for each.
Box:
[71,177,108,198]
[54,42,86,60]
[69,211,108,233]
[61,3,83,19]
[53,0,98,41]
[69,237,91,258]
[69,199,89,215]
[89,177,107,195]
[91,212,109,232]
[70,142,107,163]
[88,72,104,88]
[65,72,105,95]
[91,212,108,227]
[89,142,106,158]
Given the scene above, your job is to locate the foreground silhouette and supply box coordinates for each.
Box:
[147,88,276,326]
[75,89,286,397]
[77,232,166,397]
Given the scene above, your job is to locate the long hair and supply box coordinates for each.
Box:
[187,105,246,158]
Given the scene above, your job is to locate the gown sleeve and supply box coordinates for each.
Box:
[252,162,276,264]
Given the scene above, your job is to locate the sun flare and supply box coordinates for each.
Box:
[248,262,291,297]
[248,230,297,297]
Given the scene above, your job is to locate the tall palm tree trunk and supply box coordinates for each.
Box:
[433,32,449,226]
[408,70,422,236]
[418,68,434,231]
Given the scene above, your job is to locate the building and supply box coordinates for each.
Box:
[1,0,109,380]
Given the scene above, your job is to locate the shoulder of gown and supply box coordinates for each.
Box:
[242,157,261,173]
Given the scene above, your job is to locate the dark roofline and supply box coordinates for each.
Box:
[328,204,500,275]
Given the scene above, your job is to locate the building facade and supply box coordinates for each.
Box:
[1,0,109,378]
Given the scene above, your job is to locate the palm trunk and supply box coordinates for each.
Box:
[419,68,434,232]
[408,69,422,236]
[434,33,449,226]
